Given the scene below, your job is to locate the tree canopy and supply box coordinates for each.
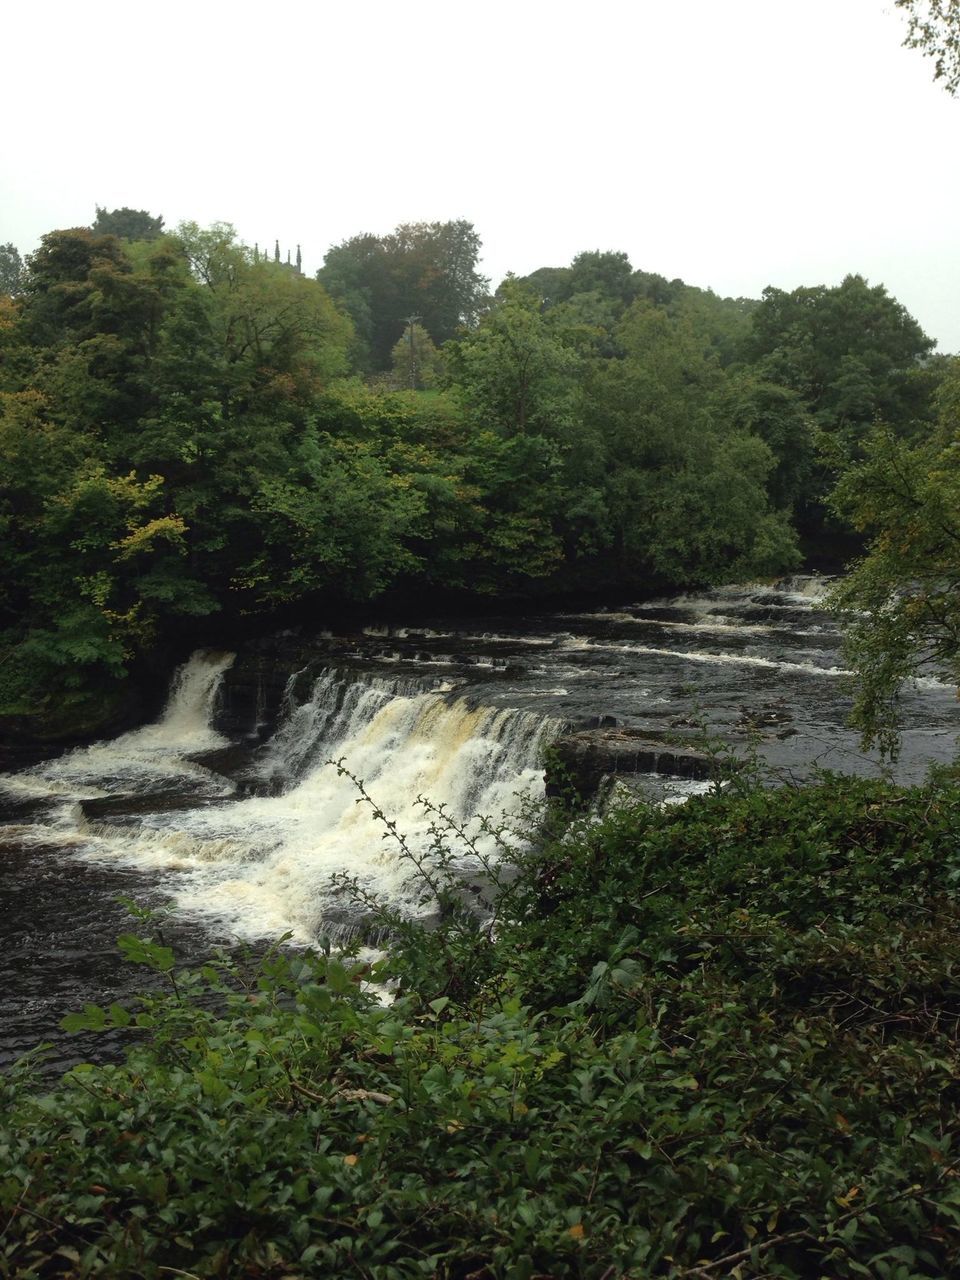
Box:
[317,220,488,370]
[0,243,22,297]
[0,215,945,736]
[91,206,165,240]
[830,357,960,753]
[896,0,960,94]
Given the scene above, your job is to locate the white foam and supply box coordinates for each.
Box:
[0,652,235,805]
[558,637,850,677]
[73,675,558,946]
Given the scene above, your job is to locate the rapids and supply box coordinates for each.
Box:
[1,575,957,1068]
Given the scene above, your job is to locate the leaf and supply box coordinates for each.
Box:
[61,1004,108,1032]
[117,933,175,972]
[669,1075,701,1090]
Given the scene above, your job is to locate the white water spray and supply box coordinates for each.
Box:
[70,668,557,946]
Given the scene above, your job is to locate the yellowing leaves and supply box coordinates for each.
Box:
[113,515,188,560]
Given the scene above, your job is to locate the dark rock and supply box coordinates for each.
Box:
[81,786,232,821]
[212,638,319,742]
[546,727,728,806]
[0,683,146,771]
[579,714,620,730]
[187,745,284,797]
[0,794,54,824]
[738,702,794,732]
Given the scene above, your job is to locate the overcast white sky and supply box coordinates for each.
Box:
[3,0,958,350]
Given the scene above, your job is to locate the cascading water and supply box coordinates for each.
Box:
[8,662,556,950]
[0,650,236,807]
[2,575,957,1066]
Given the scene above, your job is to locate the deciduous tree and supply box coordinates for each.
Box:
[0,242,22,296]
[896,0,960,93]
[830,358,960,753]
[92,206,165,240]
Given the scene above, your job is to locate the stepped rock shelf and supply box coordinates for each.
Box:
[545,727,721,805]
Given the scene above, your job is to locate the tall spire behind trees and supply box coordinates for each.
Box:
[274,240,280,264]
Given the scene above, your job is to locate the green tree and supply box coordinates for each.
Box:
[896,0,960,93]
[389,322,442,389]
[830,357,960,753]
[741,273,937,556]
[446,280,580,438]
[742,274,935,439]
[92,206,165,240]
[318,220,488,369]
[721,373,817,511]
[587,300,798,584]
[0,242,22,296]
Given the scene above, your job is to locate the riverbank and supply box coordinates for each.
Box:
[3,772,960,1277]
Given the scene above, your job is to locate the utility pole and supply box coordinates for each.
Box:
[403,314,421,389]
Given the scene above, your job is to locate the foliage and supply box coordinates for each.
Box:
[896,0,960,93]
[4,775,960,1275]
[318,221,489,370]
[389,322,442,390]
[91,206,165,240]
[584,301,799,584]
[829,357,960,753]
[0,243,23,297]
[742,274,935,441]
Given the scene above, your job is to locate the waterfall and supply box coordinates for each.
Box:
[67,666,559,947]
[0,651,236,803]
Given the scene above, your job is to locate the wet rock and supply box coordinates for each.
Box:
[546,727,726,806]
[212,638,319,742]
[185,744,284,796]
[737,702,795,733]
[81,787,232,821]
[0,794,55,823]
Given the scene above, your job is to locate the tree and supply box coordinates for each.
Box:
[318,221,489,369]
[0,243,22,296]
[896,0,960,94]
[92,206,165,240]
[829,357,960,754]
[389,322,441,389]
[743,274,935,438]
[446,280,580,438]
[741,273,937,555]
[587,300,798,585]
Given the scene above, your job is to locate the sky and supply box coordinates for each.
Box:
[3,0,958,351]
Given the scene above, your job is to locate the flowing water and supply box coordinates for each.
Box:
[1,575,957,1068]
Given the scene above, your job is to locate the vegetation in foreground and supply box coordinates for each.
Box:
[3,773,960,1277]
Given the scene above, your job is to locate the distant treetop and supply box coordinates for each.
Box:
[896,0,960,94]
[91,206,165,240]
[0,242,23,296]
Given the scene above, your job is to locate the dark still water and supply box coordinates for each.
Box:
[1,576,956,1070]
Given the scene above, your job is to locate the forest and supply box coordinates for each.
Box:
[1,209,954,747]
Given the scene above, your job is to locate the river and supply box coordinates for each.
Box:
[1,575,956,1069]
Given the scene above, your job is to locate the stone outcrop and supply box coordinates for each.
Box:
[545,727,724,806]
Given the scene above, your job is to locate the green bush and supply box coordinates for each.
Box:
[3,775,960,1277]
